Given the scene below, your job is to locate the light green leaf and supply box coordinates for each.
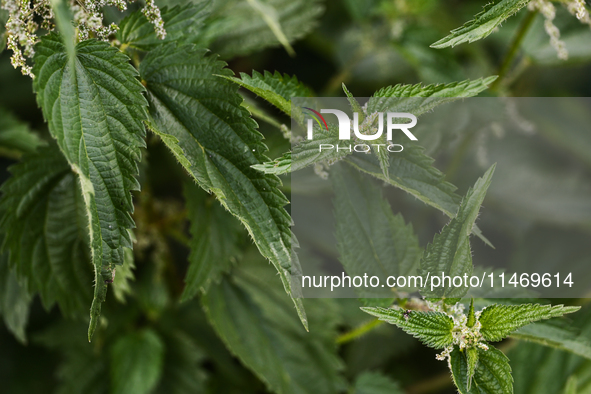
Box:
[360,306,454,349]
[563,376,577,394]
[352,371,403,394]
[418,164,496,301]
[140,43,307,329]
[0,145,92,317]
[111,241,135,303]
[450,346,513,394]
[32,35,147,340]
[202,252,345,394]
[251,151,292,174]
[181,182,242,301]
[367,77,498,113]
[431,0,530,48]
[331,162,420,298]
[0,250,31,343]
[0,107,44,158]
[466,347,479,389]
[222,70,313,117]
[510,321,591,360]
[117,3,210,52]
[203,0,324,58]
[110,329,165,394]
[480,303,581,342]
[245,0,296,56]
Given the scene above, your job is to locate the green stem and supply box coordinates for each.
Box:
[491,10,537,92]
[336,319,384,344]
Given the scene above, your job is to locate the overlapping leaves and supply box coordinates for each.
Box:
[418,164,496,302]
[140,43,307,328]
[32,34,147,340]
[0,145,91,318]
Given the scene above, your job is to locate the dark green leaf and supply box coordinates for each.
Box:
[450,346,513,394]
[0,145,91,316]
[140,43,307,328]
[202,252,345,394]
[110,329,165,394]
[118,4,210,51]
[352,371,403,394]
[33,35,147,340]
[0,107,44,158]
[331,162,420,298]
[480,304,581,342]
[360,307,454,349]
[418,164,496,300]
[203,0,324,58]
[181,182,242,300]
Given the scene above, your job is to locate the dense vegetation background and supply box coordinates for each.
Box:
[1,0,591,393]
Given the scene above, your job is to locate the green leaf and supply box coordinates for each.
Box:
[418,164,496,300]
[245,0,296,56]
[111,243,135,303]
[0,250,31,343]
[331,162,420,298]
[360,307,454,349]
[32,35,147,340]
[509,321,591,360]
[202,252,345,394]
[110,329,165,394]
[450,346,513,394]
[352,371,403,394]
[431,0,530,48]
[563,376,578,394]
[0,145,92,316]
[0,107,44,158]
[222,70,313,117]
[251,150,292,174]
[367,77,498,113]
[117,4,210,52]
[140,43,307,329]
[181,182,242,301]
[480,304,581,342]
[466,347,479,389]
[203,0,324,58]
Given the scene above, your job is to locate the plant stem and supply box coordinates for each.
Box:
[336,319,384,344]
[491,10,537,92]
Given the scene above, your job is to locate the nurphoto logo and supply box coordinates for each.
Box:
[303,107,418,153]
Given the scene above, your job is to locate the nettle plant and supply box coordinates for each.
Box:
[0,0,591,393]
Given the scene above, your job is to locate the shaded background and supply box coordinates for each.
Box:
[2,0,591,393]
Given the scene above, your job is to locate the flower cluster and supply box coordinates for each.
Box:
[429,301,489,367]
[1,0,166,78]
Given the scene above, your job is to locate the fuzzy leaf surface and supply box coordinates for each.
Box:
[480,304,581,342]
[32,35,147,339]
[418,164,496,300]
[510,321,591,360]
[181,182,242,300]
[0,145,91,316]
[222,70,313,116]
[360,307,454,349]
[450,346,513,394]
[431,0,530,48]
[140,43,307,328]
[117,4,210,51]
